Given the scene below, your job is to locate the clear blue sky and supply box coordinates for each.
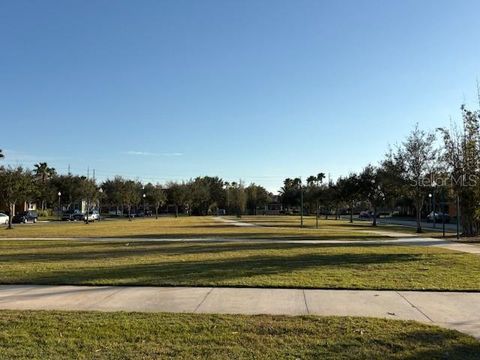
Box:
[1,0,479,192]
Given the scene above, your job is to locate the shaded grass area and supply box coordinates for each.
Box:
[0,311,478,359]
[0,216,391,240]
[1,241,479,290]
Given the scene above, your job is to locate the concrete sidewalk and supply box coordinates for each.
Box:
[0,285,479,339]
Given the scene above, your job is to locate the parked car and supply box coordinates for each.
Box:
[84,210,100,222]
[0,213,9,225]
[108,209,123,216]
[427,212,450,223]
[12,210,38,224]
[62,209,85,221]
[359,211,379,219]
[62,209,80,221]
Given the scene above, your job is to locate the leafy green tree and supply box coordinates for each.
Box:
[145,183,166,219]
[305,173,325,224]
[245,184,271,215]
[102,176,126,215]
[187,176,226,215]
[122,180,142,220]
[396,125,437,233]
[226,181,246,217]
[50,175,86,211]
[0,167,35,229]
[167,182,188,217]
[358,165,385,227]
[438,105,480,236]
[336,173,360,223]
[279,178,302,211]
[34,162,56,210]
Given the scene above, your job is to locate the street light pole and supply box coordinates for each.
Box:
[428,193,432,227]
[432,181,437,229]
[441,191,445,238]
[456,194,460,240]
[143,193,146,217]
[58,192,62,221]
[98,188,103,220]
[300,185,304,228]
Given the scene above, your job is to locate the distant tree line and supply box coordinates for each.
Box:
[1,99,479,235]
[0,156,272,227]
[279,102,480,235]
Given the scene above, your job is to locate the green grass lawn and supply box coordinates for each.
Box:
[0,215,448,239]
[234,215,455,238]
[0,216,394,240]
[0,311,478,359]
[1,240,479,290]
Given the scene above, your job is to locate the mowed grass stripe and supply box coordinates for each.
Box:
[0,240,479,290]
[0,216,390,239]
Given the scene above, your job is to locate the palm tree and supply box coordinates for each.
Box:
[34,162,56,182]
[34,162,56,210]
[317,173,326,184]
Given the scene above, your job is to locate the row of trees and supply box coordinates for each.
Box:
[279,102,480,235]
[1,99,479,235]
[0,155,273,227]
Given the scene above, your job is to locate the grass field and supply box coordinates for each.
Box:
[0,216,393,240]
[0,215,444,239]
[0,311,478,359]
[1,240,479,290]
[232,215,455,237]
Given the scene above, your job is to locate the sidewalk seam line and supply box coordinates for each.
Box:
[395,291,434,323]
[87,287,127,308]
[194,288,214,313]
[302,290,310,315]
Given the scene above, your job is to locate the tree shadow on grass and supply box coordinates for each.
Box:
[3,251,426,287]
[0,242,416,264]
[396,329,480,359]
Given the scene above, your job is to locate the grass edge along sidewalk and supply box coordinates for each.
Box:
[0,310,478,359]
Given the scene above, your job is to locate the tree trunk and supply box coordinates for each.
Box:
[372,206,377,227]
[175,205,179,218]
[350,201,353,223]
[128,206,132,221]
[155,206,159,220]
[415,200,422,233]
[8,203,13,229]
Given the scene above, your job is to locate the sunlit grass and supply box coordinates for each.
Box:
[0,216,392,240]
[1,240,479,290]
[1,311,479,359]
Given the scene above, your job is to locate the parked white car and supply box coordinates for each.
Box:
[0,213,9,225]
[84,210,100,222]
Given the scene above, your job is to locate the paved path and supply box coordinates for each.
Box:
[213,216,259,227]
[0,285,479,339]
[3,235,480,255]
